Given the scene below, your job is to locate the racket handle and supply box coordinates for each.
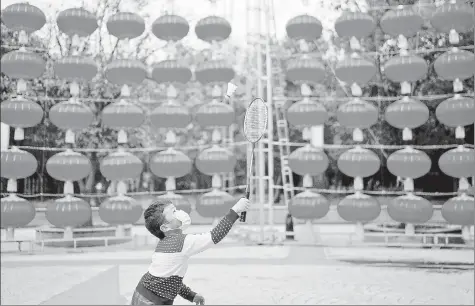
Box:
[239,189,250,222]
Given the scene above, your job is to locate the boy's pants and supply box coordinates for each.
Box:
[130,281,174,305]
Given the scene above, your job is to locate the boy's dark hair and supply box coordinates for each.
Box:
[144,199,172,240]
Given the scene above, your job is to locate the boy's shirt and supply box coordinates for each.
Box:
[139,209,239,302]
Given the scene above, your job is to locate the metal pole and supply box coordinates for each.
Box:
[265,0,274,231]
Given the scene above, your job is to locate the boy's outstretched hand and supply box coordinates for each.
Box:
[231,197,251,214]
[193,294,205,305]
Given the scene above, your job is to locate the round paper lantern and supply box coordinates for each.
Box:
[286,15,322,41]
[195,145,236,175]
[0,96,43,140]
[338,147,380,179]
[156,192,192,214]
[150,101,192,129]
[195,101,235,128]
[441,193,474,226]
[286,99,327,127]
[336,98,378,141]
[439,146,475,179]
[99,195,142,225]
[149,148,192,178]
[430,0,474,44]
[385,96,429,140]
[104,59,147,86]
[337,193,381,223]
[195,16,232,42]
[151,60,192,84]
[101,100,145,139]
[387,147,431,180]
[196,189,234,218]
[100,151,143,181]
[46,149,92,194]
[335,53,376,87]
[383,53,427,83]
[289,190,329,220]
[56,8,98,37]
[195,60,235,85]
[152,14,189,41]
[436,95,474,139]
[334,11,375,39]
[48,98,94,143]
[53,56,98,81]
[1,147,37,185]
[1,3,46,34]
[288,145,329,176]
[434,48,475,82]
[285,56,325,85]
[1,50,46,80]
[1,194,36,229]
[106,12,145,39]
[387,194,433,224]
[46,195,92,228]
[380,5,424,37]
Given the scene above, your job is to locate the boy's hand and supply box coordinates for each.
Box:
[193,294,205,305]
[231,197,251,214]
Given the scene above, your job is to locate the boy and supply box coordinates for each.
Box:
[131,197,250,305]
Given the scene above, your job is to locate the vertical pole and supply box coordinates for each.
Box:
[265,0,274,231]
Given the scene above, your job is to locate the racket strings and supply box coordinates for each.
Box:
[244,99,268,143]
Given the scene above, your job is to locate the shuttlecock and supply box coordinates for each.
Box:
[226,82,238,97]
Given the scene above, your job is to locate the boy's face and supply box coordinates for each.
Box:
[161,204,182,231]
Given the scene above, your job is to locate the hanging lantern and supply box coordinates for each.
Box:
[286,98,327,128]
[99,195,143,225]
[383,53,427,94]
[380,5,424,49]
[336,98,378,142]
[195,145,237,175]
[337,192,381,223]
[286,15,322,41]
[156,192,192,214]
[150,100,192,129]
[104,59,147,87]
[385,96,429,141]
[149,148,192,179]
[0,96,43,141]
[436,95,475,139]
[434,48,475,93]
[151,60,192,84]
[196,189,234,218]
[288,144,329,176]
[441,193,474,226]
[101,100,145,144]
[53,56,98,82]
[289,190,329,220]
[1,147,37,192]
[430,0,474,45]
[195,16,232,43]
[46,149,92,195]
[56,8,98,37]
[387,193,433,225]
[46,195,92,228]
[195,60,235,85]
[100,151,143,182]
[439,146,475,191]
[335,53,376,96]
[1,194,36,229]
[387,147,431,192]
[1,3,46,37]
[195,100,235,128]
[1,49,46,80]
[285,57,325,85]
[106,12,145,40]
[334,11,376,50]
[48,98,94,144]
[152,14,190,41]
[337,146,380,191]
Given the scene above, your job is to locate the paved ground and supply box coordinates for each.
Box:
[1,245,474,305]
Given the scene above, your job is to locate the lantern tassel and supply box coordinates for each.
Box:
[355,222,364,242]
[18,30,28,45]
[65,129,75,144]
[167,84,178,99]
[211,129,221,143]
[354,177,364,191]
[405,223,415,235]
[165,130,177,145]
[462,226,470,241]
[401,81,411,95]
[459,177,470,191]
[351,83,362,97]
[353,128,363,142]
[402,128,412,141]
[455,126,465,139]
[303,174,312,188]
[70,82,80,97]
[449,29,460,45]
[121,84,130,97]
[212,85,222,98]
[212,174,222,189]
[16,79,27,93]
[117,181,127,196]
[64,181,74,195]
[6,227,15,240]
[349,36,361,51]
[397,34,408,51]
[64,227,73,240]
[118,129,128,144]
[301,83,312,96]
[14,128,24,141]
[403,178,414,192]
[453,78,463,93]
[7,179,17,192]
[166,177,176,191]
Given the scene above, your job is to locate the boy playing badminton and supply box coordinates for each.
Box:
[130,197,250,305]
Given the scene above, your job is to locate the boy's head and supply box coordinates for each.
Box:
[144,199,188,239]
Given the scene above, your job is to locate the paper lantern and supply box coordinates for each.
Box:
[337,146,380,190]
[439,146,475,186]
[387,147,431,191]
[286,15,322,41]
[195,145,236,175]
[380,5,424,37]
[101,100,145,143]
[383,53,427,94]
[106,12,145,39]
[441,193,474,226]
[289,190,329,220]
[195,16,232,42]
[285,56,325,85]
[149,148,192,178]
[46,149,92,194]
[387,194,433,224]
[46,195,92,228]
[334,11,375,39]
[195,60,235,85]
[385,96,429,141]
[434,48,475,84]
[195,101,235,128]
[100,151,143,181]
[1,50,46,80]
[99,195,142,225]
[152,14,189,41]
[150,101,192,129]
[1,3,46,34]
[0,96,43,140]
[104,59,147,86]
[196,189,234,218]
[336,98,378,141]
[0,194,36,229]
[430,0,474,45]
[53,56,98,82]
[288,145,329,176]
[156,192,192,214]
[335,53,376,96]
[337,192,381,223]
[1,147,37,192]
[436,95,474,139]
[286,98,327,128]
[56,8,98,37]
[151,60,192,84]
